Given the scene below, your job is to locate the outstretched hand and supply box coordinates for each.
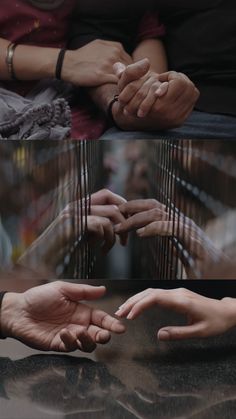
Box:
[116,288,236,341]
[1,282,125,352]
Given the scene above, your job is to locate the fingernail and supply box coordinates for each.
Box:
[114,223,121,232]
[115,309,122,316]
[127,311,134,320]
[137,228,145,235]
[158,330,170,341]
[123,109,130,116]
[137,110,145,118]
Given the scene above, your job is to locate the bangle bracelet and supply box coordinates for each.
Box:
[107,95,119,127]
[6,43,18,81]
[55,48,66,80]
[0,292,8,339]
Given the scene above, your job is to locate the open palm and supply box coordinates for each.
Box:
[5,282,125,352]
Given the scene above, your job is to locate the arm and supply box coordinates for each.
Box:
[132,38,168,73]
[0,37,121,86]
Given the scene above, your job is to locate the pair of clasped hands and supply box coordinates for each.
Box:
[72,39,199,129]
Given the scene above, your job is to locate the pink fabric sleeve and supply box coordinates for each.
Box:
[137,11,166,43]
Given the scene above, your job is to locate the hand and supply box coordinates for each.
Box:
[112,65,200,131]
[115,288,236,340]
[1,282,125,352]
[62,40,132,87]
[115,199,225,277]
[114,60,169,118]
[148,71,200,128]
[91,189,129,246]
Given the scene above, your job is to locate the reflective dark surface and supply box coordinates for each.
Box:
[1,280,236,419]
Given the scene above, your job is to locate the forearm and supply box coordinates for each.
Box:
[0,37,59,81]
[132,39,168,73]
[0,292,20,338]
[88,83,119,114]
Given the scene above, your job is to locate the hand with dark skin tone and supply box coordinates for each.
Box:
[116,288,236,341]
[0,282,125,352]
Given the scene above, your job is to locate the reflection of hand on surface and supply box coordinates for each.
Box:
[116,199,226,278]
[1,355,125,415]
[1,282,125,352]
[116,288,236,341]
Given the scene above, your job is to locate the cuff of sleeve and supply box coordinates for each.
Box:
[137,12,166,44]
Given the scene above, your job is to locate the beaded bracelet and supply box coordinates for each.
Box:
[6,43,18,81]
[55,48,66,80]
[0,292,8,340]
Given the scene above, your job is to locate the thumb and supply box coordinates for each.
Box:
[59,282,106,301]
[157,323,203,341]
[118,58,150,92]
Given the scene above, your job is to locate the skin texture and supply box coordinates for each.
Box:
[115,288,236,341]
[0,282,125,352]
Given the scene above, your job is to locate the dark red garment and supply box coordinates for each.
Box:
[0,1,164,139]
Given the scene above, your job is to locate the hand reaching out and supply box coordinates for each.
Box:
[115,199,226,277]
[116,288,236,341]
[1,282,125,352]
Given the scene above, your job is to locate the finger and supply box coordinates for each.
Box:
[59,329,79,352]
[118,79,144,107]
[119,199,165,216]
[91,189,127,206]
[124,79,155,116]
[114,208,168,234]
[118,59,150,92]
[137,221,173,238]
[115,289,153,318]
[90,205,128,246]
[117,288,194,320]
[158,323,205,341]
[92,309,126,334]
[59,282,106,302]
[90,205,127,226]
[100,218,116,254]
[137,83,163,118]
[87,325,111,344]
[76,328,97,353]
[155,81,169,97]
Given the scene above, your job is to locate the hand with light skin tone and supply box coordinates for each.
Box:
[112,59,200,130]
[18,189,129,271]
[115,199,226,278]
[0,282,125,352]
[115,288,236,341]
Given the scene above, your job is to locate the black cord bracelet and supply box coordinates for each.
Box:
[107,95,119,127]
[0,292,8,339]
[55,48,66,80]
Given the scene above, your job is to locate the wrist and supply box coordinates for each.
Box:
[0,292,22,338]
[221,297,236,329]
